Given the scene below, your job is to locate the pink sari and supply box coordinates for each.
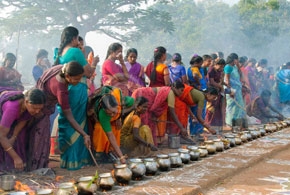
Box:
[132,87,171,145]
[102,59,129,96]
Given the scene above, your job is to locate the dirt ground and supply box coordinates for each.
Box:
[3,126,284,194]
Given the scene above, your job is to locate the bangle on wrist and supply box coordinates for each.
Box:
[120,155,126,160]
[5,147,13,152]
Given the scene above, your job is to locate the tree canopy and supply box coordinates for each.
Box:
[0,0,175,42]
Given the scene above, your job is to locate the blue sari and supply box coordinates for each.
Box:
[276,69,290,103]
[56,47,92,170]
[224,64,246,126]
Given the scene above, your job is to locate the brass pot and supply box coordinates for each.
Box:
[77,176,97,193]
[234,135,242,145]
[187,146,200,161]
[98,173,115,191]
[238,132,248,142]
[37,189,54,195]
[221,139,230,149]
[56,182,76,195]
[156,154,171,172]
[225,135,236,147]
[128,158,146,180]
[178,148,191,164]
[114,164,132,185]
[168,153,183,168]
[213,139,224,152]
[198,146,208,157]
[204,140,216,154]
[143,158,158,176]
[259,127,266,136]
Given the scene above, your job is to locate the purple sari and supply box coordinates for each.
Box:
[125,61,145,94]
[0,87,31,171]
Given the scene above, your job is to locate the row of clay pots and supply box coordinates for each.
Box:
[55,120,290,194]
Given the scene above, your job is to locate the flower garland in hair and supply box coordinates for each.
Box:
[62,63,68,74]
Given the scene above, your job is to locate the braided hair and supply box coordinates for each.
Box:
[54,26,79,65]
[150,46,166,82]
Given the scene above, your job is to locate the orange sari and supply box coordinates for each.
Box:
[92,88,122,153]
[167,84,195,134]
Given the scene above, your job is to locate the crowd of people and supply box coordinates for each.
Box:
[0,25,289,172]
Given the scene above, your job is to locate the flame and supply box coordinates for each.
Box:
[181,145,187,149]
[203,135,208,141]
[55,175,64,182]
[14,181,35,195]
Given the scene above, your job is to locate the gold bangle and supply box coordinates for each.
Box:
[120,155,126,160]
[5,147,13,152]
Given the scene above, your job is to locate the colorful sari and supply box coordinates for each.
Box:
[205,68,224,126]
[102,59,129,96]
[92,87,123,153]
[276,69,290,103]
[145,61,168,87]
[125,61,145,94]
[27,66,69,171]
[0,87,31,171]
[120,111,154,157]
[57,47,92,170]
[0,67,24,91]
[167,85,194,134]
[224,65,246,126]
[131,87,171,145]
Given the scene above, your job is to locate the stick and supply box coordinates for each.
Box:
[29,179,41,186]
[88,148,99,167]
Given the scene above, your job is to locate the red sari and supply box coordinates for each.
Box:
[145,61,168,87]
[131,87,171,145]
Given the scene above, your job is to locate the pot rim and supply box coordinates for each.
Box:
[99,172,112,178]
[58,182,75,188]
[37,189,53,194]
[78,176,94,182]
[156,154,169,158]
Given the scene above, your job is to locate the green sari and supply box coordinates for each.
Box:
[56,47,92,170]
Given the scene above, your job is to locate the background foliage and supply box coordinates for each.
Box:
[0,0,289,84]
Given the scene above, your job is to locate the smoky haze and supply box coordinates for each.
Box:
[0,0,289,87]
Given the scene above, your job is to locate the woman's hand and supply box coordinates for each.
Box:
[83,135,91,149]
[207,127,217,135]
[14,156,24,170]
[149,144,158,151]
[180,128,188,137]
[119,155,127,164]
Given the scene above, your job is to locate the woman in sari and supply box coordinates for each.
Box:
[177,84,218,137]
[224,53,247,129]
[29,61,91,171]
[0,88,45,171]
[121,97,158,157]
[125,48,146,94]
[102,43,129,96]
[131,81,187,146]
[244,58,257,101]
[0,53,24,91]
[246,89,284,123]
[88,86,134,164]
[145,46,170,87]
[52,26,98,170]
[276,62,290,104]
[205,59,226,128]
